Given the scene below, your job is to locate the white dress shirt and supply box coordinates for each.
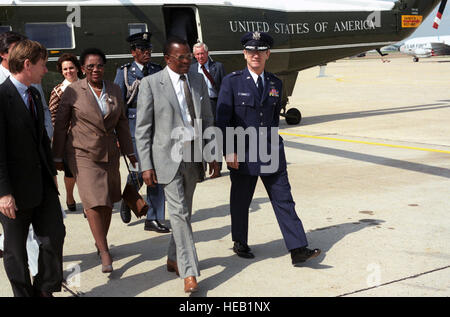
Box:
[88,81,109,117]
[60,78,73,93]
[166,67,195,141]
[248,69,265,89]
[0,64,11,82]
[197,61,217,98]
[134,61,144,71]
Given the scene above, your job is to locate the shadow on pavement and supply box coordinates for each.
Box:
[191,218,384,296]
[64,217,383,296]
[284,141,450,179]
[192,197,270,223]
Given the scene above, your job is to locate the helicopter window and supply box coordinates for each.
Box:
[0,26,12,34]
[128,23,148,36]
[25,23,74,49]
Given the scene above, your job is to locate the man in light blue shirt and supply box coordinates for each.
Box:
[0,39,65,297]
[0,31,54,276]
[0,32,52,135]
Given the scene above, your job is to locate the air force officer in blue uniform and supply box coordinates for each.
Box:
[114,32,169,233]
[216,32,321,265]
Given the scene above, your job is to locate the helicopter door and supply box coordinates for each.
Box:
[163,6,202,49]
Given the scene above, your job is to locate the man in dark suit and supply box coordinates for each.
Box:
[190,42,226,174]
[190,42,225,120]
[0,30,46,278]
[0,39,65,297]
[216,32,321,266]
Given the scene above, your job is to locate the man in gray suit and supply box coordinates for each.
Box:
[135,37,219,293]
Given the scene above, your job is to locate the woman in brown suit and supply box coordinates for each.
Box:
[52,48,136,273]
[48,53,81,212]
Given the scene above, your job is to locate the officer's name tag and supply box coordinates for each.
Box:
[238,92,251,96]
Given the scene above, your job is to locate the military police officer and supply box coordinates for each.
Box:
[114,32,169,233]
[216,31,321,265]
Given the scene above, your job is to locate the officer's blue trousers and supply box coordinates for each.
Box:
[230,169,308,251]
[127,172,165,221]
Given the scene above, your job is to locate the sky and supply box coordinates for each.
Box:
[409,3,450,38]
[382,0,450,40]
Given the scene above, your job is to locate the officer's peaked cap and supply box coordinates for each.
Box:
[241,32,273,51]
[127,32,152,48]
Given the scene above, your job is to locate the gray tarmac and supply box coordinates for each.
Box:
[1,54,449,297]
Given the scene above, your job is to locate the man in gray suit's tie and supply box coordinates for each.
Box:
[135,37,219,293]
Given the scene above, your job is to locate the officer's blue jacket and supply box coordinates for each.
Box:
[114,60,162,112]
[114,60,162,161]
[216,68,287,176]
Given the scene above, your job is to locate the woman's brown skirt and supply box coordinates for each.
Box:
[67,150,121,210]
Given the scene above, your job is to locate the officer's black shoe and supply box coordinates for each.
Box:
[233,241,255,259]
[144,220,170,233]
[120,200,132,224]
[291,246,321,266]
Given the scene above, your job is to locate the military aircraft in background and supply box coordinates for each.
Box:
[399,35,450,61]
[0,0,444,124]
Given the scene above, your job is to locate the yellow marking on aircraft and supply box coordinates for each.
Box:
[401,15,423,28]
[279,132,450,154]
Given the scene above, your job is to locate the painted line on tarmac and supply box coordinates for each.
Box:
[279,132,450,154]
[62,282,81,297]
[337,265,450,297]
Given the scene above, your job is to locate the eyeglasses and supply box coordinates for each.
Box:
[166,53,194,61]
[136,47,152,52]
[85,63,104,71]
